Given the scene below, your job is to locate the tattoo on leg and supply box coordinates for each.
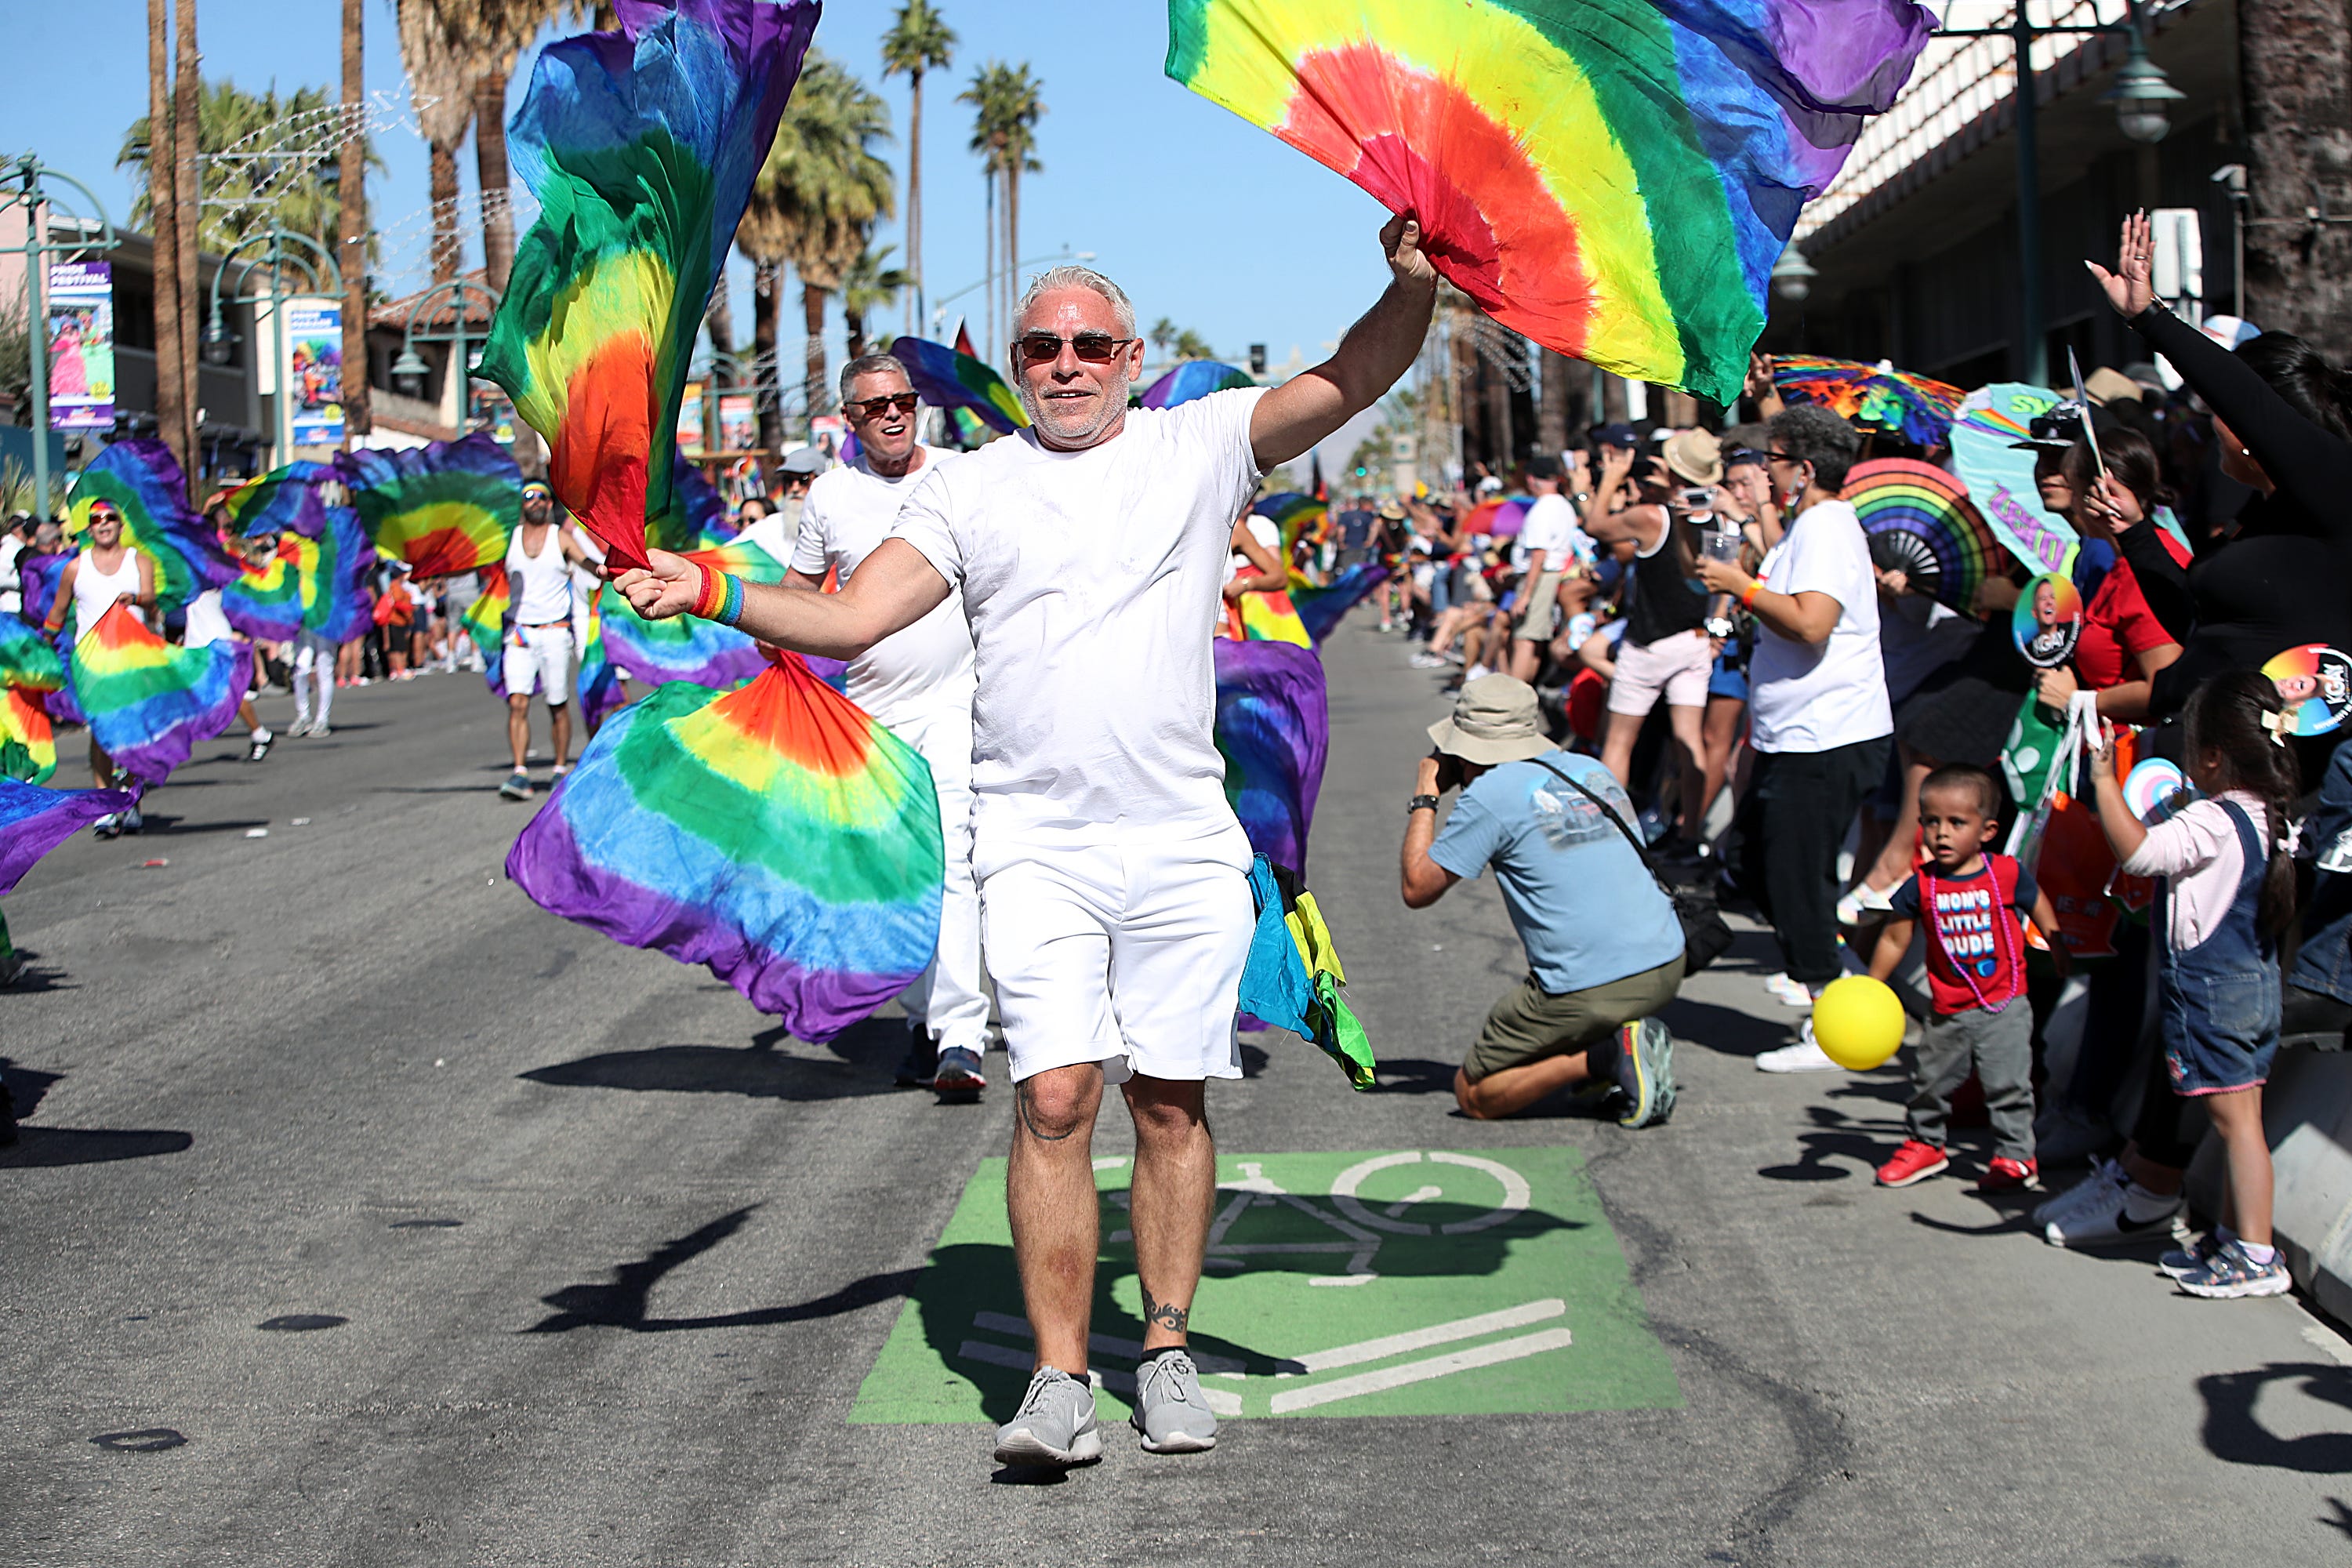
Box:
[1014,1080,1076,1142]
[1140,1285,1189,1335]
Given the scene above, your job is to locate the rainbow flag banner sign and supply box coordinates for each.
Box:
[507,653,946,1040]
[483,0,818,570]
[1165,0,1933,403]
[70,604,252,786]
[1,778,138,894]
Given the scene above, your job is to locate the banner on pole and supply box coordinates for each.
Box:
[717,391,756,452]
[284,298,344,447]
[676,381,707,457]
[46,261,114,432]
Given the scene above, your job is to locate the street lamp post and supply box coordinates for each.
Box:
[389,276,502,437]
[205,227,343,470]
[930,248,1095,347]
[1938,0,2183,387]
[0,154,117,516]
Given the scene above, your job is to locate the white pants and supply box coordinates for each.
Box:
[887,703,989,1055]
[506,623,574,704]
[975,823,1254,1085]
[292,630,336,727]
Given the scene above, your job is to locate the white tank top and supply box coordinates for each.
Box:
[506,524,573,625]
[72,546,147,636]
[182,586,234,648]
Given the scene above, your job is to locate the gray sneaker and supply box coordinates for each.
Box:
[1612,1017,1676,1129]
[993,1367,1102,1468]
[1131,1348,1218,1454]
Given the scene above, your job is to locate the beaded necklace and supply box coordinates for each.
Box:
[1918,858,2021,1015]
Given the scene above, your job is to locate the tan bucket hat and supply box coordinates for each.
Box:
[1662,427,1724,486]
[1427,676,1557,765]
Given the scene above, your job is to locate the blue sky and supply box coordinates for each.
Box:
[4,0,1401,459]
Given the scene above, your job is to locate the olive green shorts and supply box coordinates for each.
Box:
[1462,954,1686,1082]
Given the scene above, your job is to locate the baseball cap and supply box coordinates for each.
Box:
[1591,423,1640,450]
[781,447,826,477]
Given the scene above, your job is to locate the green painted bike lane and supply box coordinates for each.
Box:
[852,1146,1680,1425]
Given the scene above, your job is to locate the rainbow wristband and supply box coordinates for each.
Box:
[1740,579,1765,609]
[690,563,746,626]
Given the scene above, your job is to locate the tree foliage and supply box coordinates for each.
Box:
[119,78,383,262]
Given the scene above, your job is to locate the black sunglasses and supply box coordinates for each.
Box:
[1015,332,1135,365]
[1766,449,1804,466]
[847,392,920,419]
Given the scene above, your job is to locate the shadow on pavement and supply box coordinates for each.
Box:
[1755,1105,1900,1183]
[525,1204,923,1333]
[0,1058,194,1168]
[1661,995,1794,1059]
[521,1042,898,1102]
[2198,1363,2352,1474]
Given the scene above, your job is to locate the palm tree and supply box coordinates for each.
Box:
[994,64,1043,336]
[960,63,1043,347]
[397,0,476,282]
[1174,328,1216,361]
[119,79,383,259]
[456,1,574,292]
[880,1,954,337]
[1149,317,1177,362]
[740,50,895,444]
[960,67,1007,351]
[840,241,911,360]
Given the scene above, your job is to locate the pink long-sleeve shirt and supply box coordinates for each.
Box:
[2120,789,2271,953]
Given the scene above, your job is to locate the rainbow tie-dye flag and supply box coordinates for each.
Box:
[887,336,1029,437]
[1288,561,1391,642]
[221,461,333,539]
[70,603,252,785]
[0,614,66,693]
[1141,360,1257,410]
[576,599,630,729]
[222,539,308,643]
[594,537,787,688]
[66,440,238,615]
[1,777,136,893]
[300,504,381,644]
[339,436,521,578]
[506,652,945,1039]
[1166,0,1933,403]
[1215,639,1331,878]
[482,0,818,570]
[0,688,57,786]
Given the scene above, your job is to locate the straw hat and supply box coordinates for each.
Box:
[1427,676,1556,766]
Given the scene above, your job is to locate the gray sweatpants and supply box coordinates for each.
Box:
[1907,1003,2034,1163]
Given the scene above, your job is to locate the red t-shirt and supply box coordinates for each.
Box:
[2073,528,2191,691]
[1888,854,2035,1015]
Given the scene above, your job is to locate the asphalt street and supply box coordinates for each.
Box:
[7,632,2352,1566]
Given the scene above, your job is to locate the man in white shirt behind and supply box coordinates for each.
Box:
[782,354,989,1098]
[1508,456,1588,681]
[616,216,1437,1471]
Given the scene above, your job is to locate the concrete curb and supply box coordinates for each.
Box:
[2184,1043,2352,1325]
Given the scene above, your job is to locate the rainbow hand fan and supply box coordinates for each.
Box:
[67,439,238,614]
[1167,0,1933,405]
[0,614,66,692]
[338,435,521,577]
[0,688,57,785]
[594,538,787,688]
[887,336,1029,436]
[70,603,252,786]
[1142,360,1256,410]
[222,538,307,642]
[221,460,333,539]
[506,652,945,1039]
[1215,639,1330,877]
[1289,561,1391,643]
[1840,459,2003,612]
[482,0,818,571]
[0,778,136,894]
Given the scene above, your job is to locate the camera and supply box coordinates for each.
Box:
[1676,487,1714,511]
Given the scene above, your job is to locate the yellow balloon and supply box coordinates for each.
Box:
[1809,975,1907,1071]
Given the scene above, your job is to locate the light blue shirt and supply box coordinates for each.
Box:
[1429,751,1683,995]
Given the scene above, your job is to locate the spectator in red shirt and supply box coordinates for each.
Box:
[2033,429,2187,724]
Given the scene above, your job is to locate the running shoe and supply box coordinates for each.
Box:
[1408,651,1449,669]
[2175,1239,2292,1299]
[2044,1182,2183,1249]
[993,1367,1102,1468]
[894,1022,938,1087]
[1755,1020,1842,1073]
[91,812,122,840]
[2159,1233,2225,1281]
[1976,1156,2039,1192]
[286,718,314,739]
[118,806,143,836]
[310,724,332,739]
[1835,881,1896,926]
[931,1046,986,1096]
[2031,1156,2125,1229]
[550,763,573,781]
[1131,1349,1218,1454]
[246,728,274,763]
[499,771,533,801]
[1612,1017,1676,1128]
[1764,972,1820,1008]
[1876,1138,1950,1188]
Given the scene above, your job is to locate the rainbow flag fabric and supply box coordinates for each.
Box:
[1165,0,1933,404]
[1289,561,1391,643]
[0,614,66,692]
[222,539,308,643]
[1215,639,1330,877]
[0,778,137,894]
[506,652,945,1040]
[482,0,818,570]
[1,688,57,786]
[221,461,333,539]
[338,436,521,579]
[887,336,1029,437]
[70,604,252,786]
[575,601,630,729]
[67,440,238,615]
[1141,360,1256,410]
[464,565,516,697]
[595,537,786,688]
[15,550,71,630]
[303,504,381,644]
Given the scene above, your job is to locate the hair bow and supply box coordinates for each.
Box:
[2259,707,2290,746]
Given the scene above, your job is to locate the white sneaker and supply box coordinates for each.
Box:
[1755,1027,1842,1073]
[1465,664,1493,681]
[1835,881,1896,925]
[1764,972,1819,1008]
[2045,1177,2183,1249]
[2031,1157,2120,1228]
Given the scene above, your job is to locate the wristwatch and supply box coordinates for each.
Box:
[1407,793,1441,815]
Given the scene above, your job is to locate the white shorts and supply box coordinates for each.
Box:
[1606,628,1715,717]
[506,623,574,704]
[975,826,1254,1085]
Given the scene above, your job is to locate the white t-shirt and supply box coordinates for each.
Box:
[1747,498,1893,754]
[890,388,1268,845]
[0,534,22,614]
[1515,492,1589,572]
[789,444,975,727]
[182,587,234,649]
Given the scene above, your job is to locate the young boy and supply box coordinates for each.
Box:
[1866,764,2068,1189]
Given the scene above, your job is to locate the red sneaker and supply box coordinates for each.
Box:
[1976,1156,2039,1192]
[1876,1139,1950,1188]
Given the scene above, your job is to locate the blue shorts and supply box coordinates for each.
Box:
[1706,650,1748,702]
[2160,969,2281,1096]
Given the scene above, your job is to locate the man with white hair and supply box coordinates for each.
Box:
[618,216,1437,1469]
[782,351,989,1098]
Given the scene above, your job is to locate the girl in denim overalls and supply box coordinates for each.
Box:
[2089,670,2301,1298]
